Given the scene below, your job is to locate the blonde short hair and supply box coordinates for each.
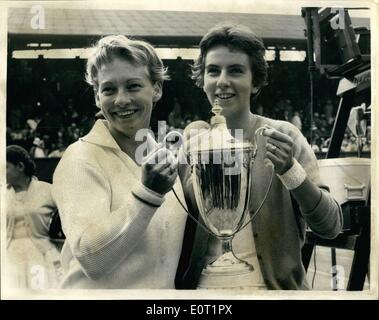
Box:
[85,35,169,91]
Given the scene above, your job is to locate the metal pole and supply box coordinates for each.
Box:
[304,8,316,145]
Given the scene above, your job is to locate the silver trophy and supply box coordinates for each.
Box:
[185,100,272,289]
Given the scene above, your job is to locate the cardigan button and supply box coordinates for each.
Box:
[257,254,262,260]
[253,232,258,238]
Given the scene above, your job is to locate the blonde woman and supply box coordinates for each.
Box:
[52,35,187,289]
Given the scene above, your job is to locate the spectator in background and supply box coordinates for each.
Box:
[346,135,358,153]
[30,137,46,158]
[290,110,302,131]
[361,136,370,152]
[36,109,61,142]
[323,99,335,126]
[5,145,62,289]
[63,98,80,126]
[341,133,351,153]
[26,114,41,133]
[167,97,185,129]
[320,137,331,153]
[48,140,66,158]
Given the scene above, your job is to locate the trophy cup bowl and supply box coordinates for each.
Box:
[179,100,272,289]
[187,141,258,289]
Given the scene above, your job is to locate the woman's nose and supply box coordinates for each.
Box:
[216,70,230,88]
[114,89,132,107]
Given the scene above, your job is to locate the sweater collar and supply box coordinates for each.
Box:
[80,120,121,150]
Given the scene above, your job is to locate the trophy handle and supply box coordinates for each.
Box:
[238,126,274,231]
[161,130,184,150]
[162,131,216,236]
[171,177,216,237]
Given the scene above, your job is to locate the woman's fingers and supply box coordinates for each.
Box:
[266,142,287,158]
[266,148,282,164]
[263,126,293,144]
[161,162,178,177]
[263,126,294,175]
[141,147,178,195]
[266,138,292,153]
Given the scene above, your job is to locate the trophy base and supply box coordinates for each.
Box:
[197,252,259,289]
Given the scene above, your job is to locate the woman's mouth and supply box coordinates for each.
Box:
[114,109,139,118]
[215,93,235,102]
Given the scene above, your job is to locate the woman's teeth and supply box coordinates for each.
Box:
[116,110,138,117]
[216,94,234,100]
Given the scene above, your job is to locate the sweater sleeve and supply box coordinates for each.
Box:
[52,157,164,280]
[293,131,343,239]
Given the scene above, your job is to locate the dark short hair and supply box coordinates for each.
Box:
[85,35,169,91]
[192,23,268,89]
[6,145,36,177]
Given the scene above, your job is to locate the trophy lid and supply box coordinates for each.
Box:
[192,100,251,152]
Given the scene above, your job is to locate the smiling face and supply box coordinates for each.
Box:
[96,57,161,139]
[203,46,254,119]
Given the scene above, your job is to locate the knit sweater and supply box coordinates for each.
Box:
[175,115,343,290]
[52,120,187,289]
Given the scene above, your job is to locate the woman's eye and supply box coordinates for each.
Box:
[101,87,115,94]
[206,67,219,75]
[128,83,142,90]
[230,67,243,74]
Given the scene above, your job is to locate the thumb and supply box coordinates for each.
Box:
[264,158,274,170]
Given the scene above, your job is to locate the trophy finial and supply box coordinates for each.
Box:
[211,99,226,125]
[212,99,223,116]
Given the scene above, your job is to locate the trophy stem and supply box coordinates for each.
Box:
[221,236,233,255]
[219,236,253,266]
[197,236,256,289]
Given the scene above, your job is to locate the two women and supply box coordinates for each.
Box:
[52,23,342,290]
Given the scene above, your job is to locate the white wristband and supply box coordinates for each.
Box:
[132,182,165,207]
[277,159,307,190]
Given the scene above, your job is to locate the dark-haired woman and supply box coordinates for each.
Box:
[5,145,62,289]
[176,23,343,290]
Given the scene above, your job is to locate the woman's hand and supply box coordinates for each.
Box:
[263,126,294,175]
[141,144,178,195]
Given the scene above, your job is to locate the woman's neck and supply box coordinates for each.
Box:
[225,111,257,141]
[109,128,141,162]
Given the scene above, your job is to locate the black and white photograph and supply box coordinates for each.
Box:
[0,0,377,301]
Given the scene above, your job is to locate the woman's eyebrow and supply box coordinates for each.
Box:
[99,81,114,87]
[205,64,246,69]
[228,64,246,69]
[126,78,144,82]
[205,64,219,69]
[99,78,144,87]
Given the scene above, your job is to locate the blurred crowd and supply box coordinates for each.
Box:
[7,98,95,158]
[7,96,370,160]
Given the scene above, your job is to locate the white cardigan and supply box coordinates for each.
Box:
[52,120,187,289]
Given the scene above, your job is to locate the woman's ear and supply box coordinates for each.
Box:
[17,162,25,173]
[152,83,162,103]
